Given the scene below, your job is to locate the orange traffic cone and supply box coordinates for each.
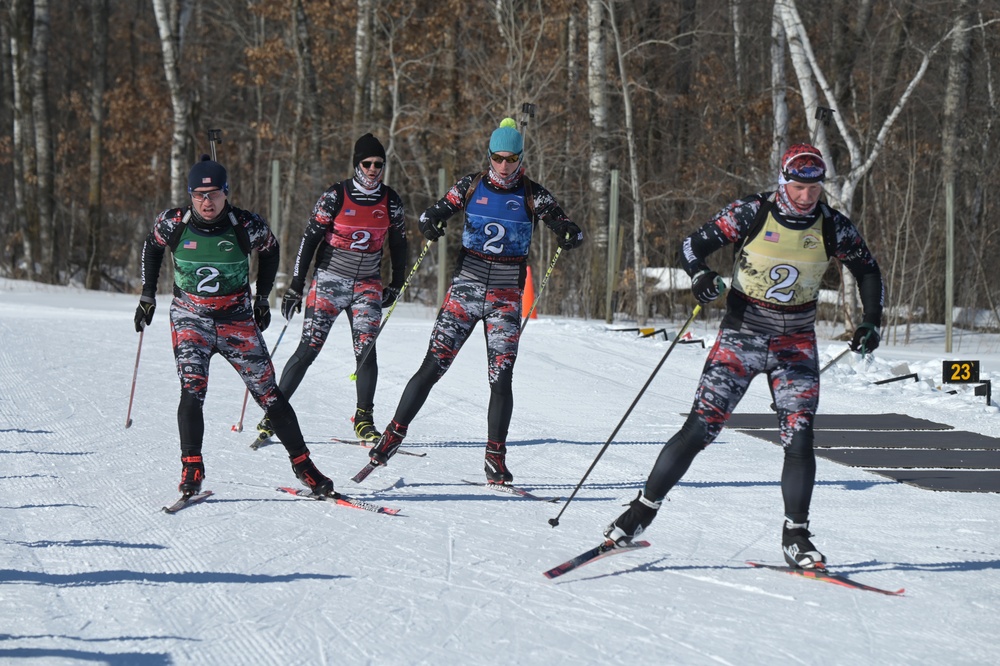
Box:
[522,266,537,318]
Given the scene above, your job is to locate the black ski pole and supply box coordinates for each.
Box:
[125,329,144,428]
[519,102,536,153]
[208,128,222,160]
[349,238,434,381]
[548,304,703,527]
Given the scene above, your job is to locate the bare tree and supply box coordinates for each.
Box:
[152,0,190,205]
[30,0,53,280]
[587,0,610,275]
[774,0,971,329]
[606,0,646,325]
[86,0,109,290]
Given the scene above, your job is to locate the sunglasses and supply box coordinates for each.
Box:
[490,153,522,164]
[360,160,384,170]
[190,189,226,203]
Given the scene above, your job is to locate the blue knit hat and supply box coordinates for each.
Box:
[188,155,228,192]
[489,118,523,154]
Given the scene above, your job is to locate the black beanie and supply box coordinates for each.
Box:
[352,133,386,167]
[187,155,228,192]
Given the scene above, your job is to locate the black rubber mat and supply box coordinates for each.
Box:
[866,470,1000,493]
[816,448,1000,469]
[740,429,1000,450]
[726,413,952,430]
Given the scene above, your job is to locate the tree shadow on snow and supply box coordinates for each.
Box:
[0,428,56,435]
[0,648,170,665]
[11,539,168,550]
[0,568,349,587]
[0,448,91,455]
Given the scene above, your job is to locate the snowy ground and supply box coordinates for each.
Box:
[1,277,998,665]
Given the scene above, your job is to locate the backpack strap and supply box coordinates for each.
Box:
[227,211,252,257]
[166,210,192,252]
[818,202,836,259]
[734,193,775,260]
[463,171,487,208]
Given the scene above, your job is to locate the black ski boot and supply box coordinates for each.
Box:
[484,440,513,484]
[370,421,406,467]
[603,491,661,546]
[290,450,334,496]
[353,407,382,443]
[254,415,275,446]
[782,519,826,569]
[178,455,205,495]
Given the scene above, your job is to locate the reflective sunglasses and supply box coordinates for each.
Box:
[490,153,522,164]
[190,189,226,203]
[360,160,384,170]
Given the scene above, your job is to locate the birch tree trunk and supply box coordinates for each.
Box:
[86,0,109,290]
[775,0,957,331]
[940,1,975,348]
[152,0,189,205]
[352,0,374,140]
[10,0,37,278]
[587,0,610,316]
[769,3,787,173]
[607,0,646,325]
[31,0,53,280]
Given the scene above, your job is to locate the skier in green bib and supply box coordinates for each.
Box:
[135,155,334,497]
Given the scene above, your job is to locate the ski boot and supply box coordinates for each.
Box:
[353,407,382,443]
[603,491,661,547]
[782,519,826,569]
[290,450,334,496]
[484,440,513,484]
[370,421,406,467]
[178,455,205,495]
[252,415,275,449]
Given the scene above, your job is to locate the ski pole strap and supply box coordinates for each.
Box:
[548,304,702,527]
[351,239,434,380]
[521,246,563,331]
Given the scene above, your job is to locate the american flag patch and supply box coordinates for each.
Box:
[183,240,197,249]
[201,177,212,184]
[764,231,780,242]
[344,208,356,216]
[476,196,488,205]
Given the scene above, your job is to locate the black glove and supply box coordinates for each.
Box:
[281,288,303,321]
[555,221,583,250]
[382,285,401,309]
[850,322,880,354]
[253,295,271,332]
[134,297,155,332]
[691,270,725,304]
[419,215,446,241]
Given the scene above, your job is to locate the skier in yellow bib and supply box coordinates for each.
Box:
[603,144,883,569]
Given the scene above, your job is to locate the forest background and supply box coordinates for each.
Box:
[2,0,998,341]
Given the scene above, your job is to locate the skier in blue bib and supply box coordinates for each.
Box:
[368,118,584,484]
[136,155,334,497]
[603,144,883,569]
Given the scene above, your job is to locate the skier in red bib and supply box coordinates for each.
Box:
[255,134,407,446]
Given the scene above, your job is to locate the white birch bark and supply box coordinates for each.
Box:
[152,0,189,204]
[775,0,967,328]
[587,0,609,249]
[31,0,53,279]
